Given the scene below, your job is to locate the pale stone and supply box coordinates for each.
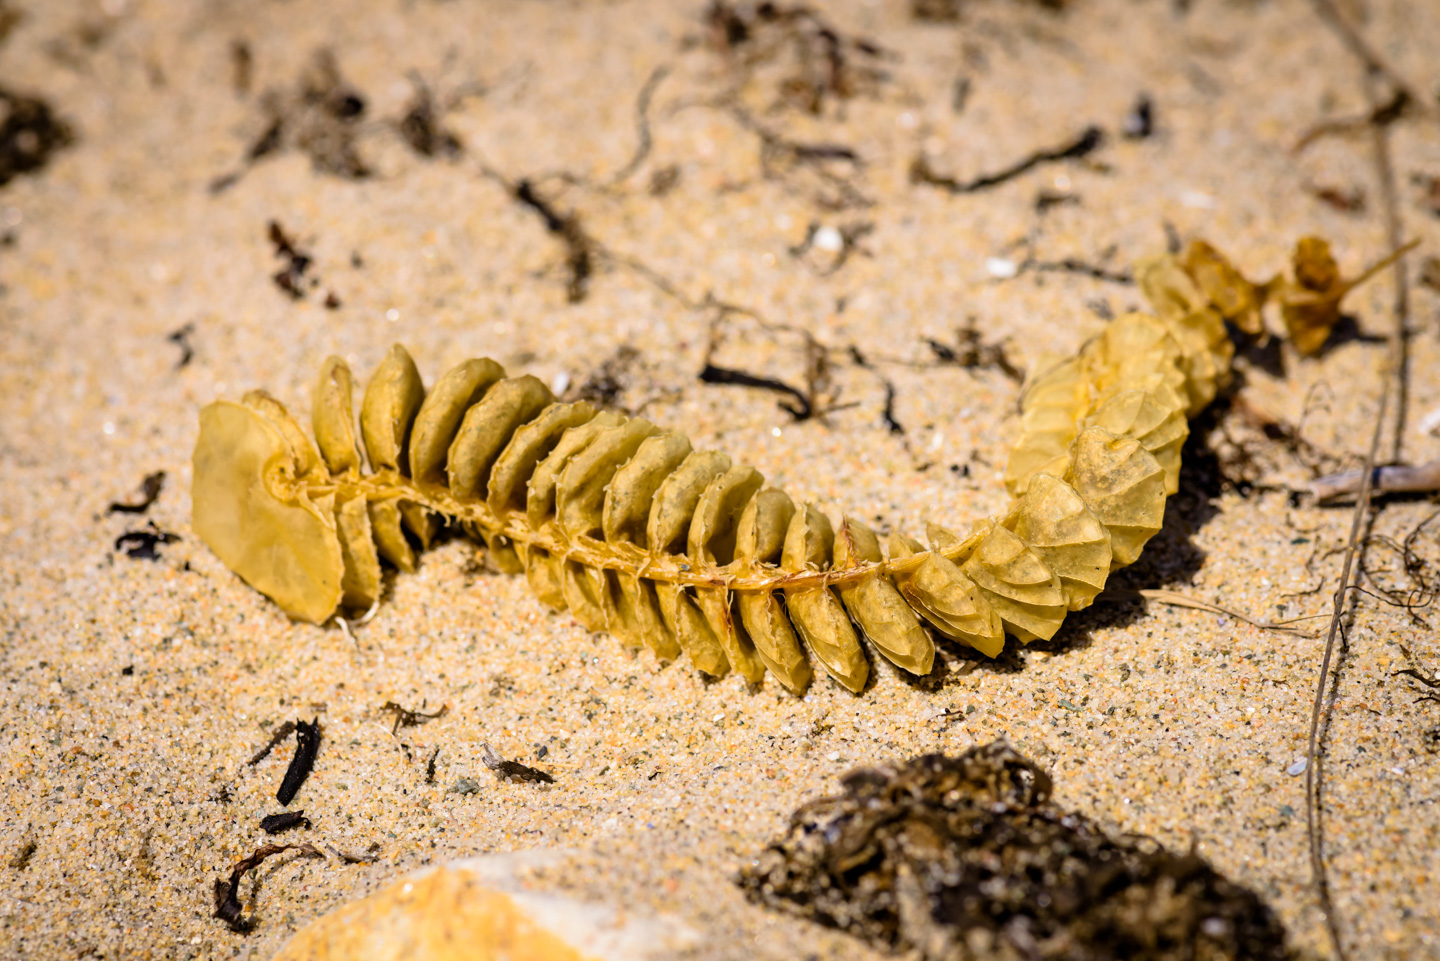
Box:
[273,854,698,961]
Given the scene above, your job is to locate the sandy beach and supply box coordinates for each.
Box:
[2,0,1438,957]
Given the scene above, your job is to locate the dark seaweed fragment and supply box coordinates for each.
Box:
[229,39,252,96]
[911,126,1103,194]
[739,741,1289,961]
[212,842,320,933]
[846,345,904,435]
[276,718,320,805]
[268,220,314,300]
[700,364,812,420]
[10,839,36,870]
[480,742,554,784]
[1021,255,1134,286]
[567,345,640,410]
[1396,667,1440,705]
[114,523,180,561]
[512,179,593,303]
[926,318,1023,383]
[0,87,73,188]
[247,720,296,766]
[703,1,890,115]
[1122,94,1154,139]
[379,699,447,735]
[108,471,166,514]
[168,322,195,368]
[1424,726,1440,754]
[210,49,369,192]
[259,811,310,834]
[398,76,463,159]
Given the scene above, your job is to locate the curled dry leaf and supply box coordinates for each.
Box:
[1273,236,1417,355]
[1182,240,1268,337]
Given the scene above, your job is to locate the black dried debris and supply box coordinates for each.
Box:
[567,345,641,410]
[0,87,73,188]
[399,78,463,159]
[10,839,36,870]
[247,720,297,766]
[379,699,448,735]
[845,345,905,435]
[512,179,593,304]
[276,718,320,805]
[911,0,961,22]
[1396,667,1440,705]
[927,319,1023,383]
[1122,94,1154,139]
[213,842,321,933]
[700,363,813,420]
[167,322,196,368]
[114,523,180,561]
[259,811,310,834]
[704,1,890,114]
[738,741,1289,961]
[211,49,369,192]
[911,126,1103,194]
[268,220,314,300]
[480,742,554,784]
[1424,726,1440,754]
[108,471,166,514]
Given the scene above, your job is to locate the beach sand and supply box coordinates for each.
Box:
[1,0,1438,957]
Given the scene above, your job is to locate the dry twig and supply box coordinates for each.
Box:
[1299,45,1417,958]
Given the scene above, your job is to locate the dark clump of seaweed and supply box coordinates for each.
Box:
[911,126,1103,195]
[379,699,447,735]
[704,0,890,115]
[397,75,464,160]
[480,742,554,784]
[247,720,297,766]
[212,842,321,933]
[0,87,73,188]
[276,717,320,805]
[511,179,594,304]
[168,322,196,368]
[267,220,316,301]
[259,810,310,834]
[210,49,369,192]
[108,471,166,515]
[566,344,642,411]
[114,523,180,561]
[738,741,1289,961]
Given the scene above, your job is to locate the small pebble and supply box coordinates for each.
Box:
[450,777,482,795]
[813,226,843,253]
[1418,404,1440,436]
[985,257,1019,278]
